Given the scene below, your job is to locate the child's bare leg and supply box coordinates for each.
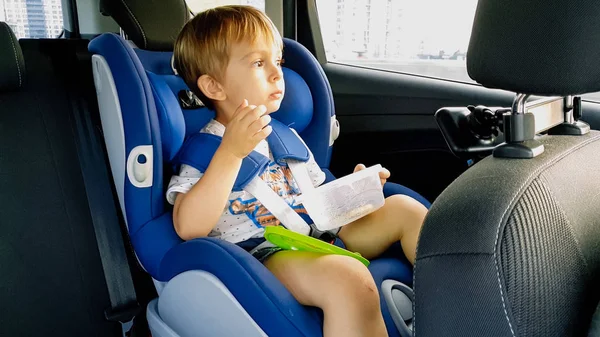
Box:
[264,251,388,337]
[338,194,427,263]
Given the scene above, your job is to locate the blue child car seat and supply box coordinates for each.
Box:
[89,1,430,336]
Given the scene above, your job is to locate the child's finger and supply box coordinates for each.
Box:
[354,163,366,173]
[379,167,391,179]
[232,104,255,123]
[253,125,272,141]
[232,99,249,119]
[240,105,266,125]
[250,114,272,135]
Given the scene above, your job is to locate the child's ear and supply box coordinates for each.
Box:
[197,75,226,101]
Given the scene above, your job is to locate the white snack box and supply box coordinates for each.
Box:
[300,164,385,231]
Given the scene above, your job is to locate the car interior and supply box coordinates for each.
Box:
[2,0,600,336]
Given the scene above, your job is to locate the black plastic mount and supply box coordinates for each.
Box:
[548,97,590,135]
[503,113,535,143]
[493,139,544,159]
[493,112,544,159]
[435,95,591,160]
[548,120,590,135]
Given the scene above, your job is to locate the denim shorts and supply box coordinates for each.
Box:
[237,237,283,263]
[237,232,345,264]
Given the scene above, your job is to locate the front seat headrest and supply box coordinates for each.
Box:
[100,0,189,51]
[467,0,600,96]
[0,22,25,91]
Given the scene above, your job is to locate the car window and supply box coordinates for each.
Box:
[316,0,477,83]
[186,0,265,13]
[315,0,600,102]
[0,0,64,38]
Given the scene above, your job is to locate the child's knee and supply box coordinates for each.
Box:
[387,195,427,227]
[321,255,379,304]
[387,194,425,211]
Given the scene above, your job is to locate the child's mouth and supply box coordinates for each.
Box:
[269,91,283,100]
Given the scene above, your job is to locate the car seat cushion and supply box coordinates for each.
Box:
[383,182,432,208]
[158,237,324,337]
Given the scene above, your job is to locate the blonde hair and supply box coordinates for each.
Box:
[173,5,283,109]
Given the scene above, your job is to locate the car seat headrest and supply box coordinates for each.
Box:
[147,72,187,162]
[467,0,600,96]
[148,65,313,163]
[100,0,189,51]
[0,22,25,91]
[272,68,313,133]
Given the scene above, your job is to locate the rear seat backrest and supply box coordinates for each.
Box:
[0,22,123,336]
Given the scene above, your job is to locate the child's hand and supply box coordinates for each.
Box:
[354,164,390,187]
[221,99,273,159]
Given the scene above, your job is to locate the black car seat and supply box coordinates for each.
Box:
[414,1,600,336]
[0,22,142,336]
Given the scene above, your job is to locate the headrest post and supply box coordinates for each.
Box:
[511,94,530,115]
[505,94,536,144]
[564,96,574,124]
[564,95,574,109]
[492,93,544,159]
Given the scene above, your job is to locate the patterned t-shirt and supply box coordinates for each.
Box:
[166,119,326,243]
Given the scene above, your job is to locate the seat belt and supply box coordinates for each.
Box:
[287,160,316,195]
[242,159,317,236]
[243,175,311,236]
[68,51,140,335]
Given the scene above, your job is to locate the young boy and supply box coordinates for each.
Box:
[168,5,427,337]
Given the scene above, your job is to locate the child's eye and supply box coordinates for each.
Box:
[253,60,264,67]
[277,58,285,67]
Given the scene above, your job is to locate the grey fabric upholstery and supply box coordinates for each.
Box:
[414,132,600,337]
[467,0,600,95]
[590,305,600,336]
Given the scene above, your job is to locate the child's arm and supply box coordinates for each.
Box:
[173,100,272,240]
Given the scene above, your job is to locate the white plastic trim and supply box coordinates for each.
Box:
[330,115,340,146]
[158,270,268,337]
[91,55,127,223]
[147,299,180,337]
[126,145,153,188]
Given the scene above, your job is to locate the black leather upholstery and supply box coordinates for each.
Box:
[0,22,25,91]
[415,132,600,336]
[1,37,125,336]
[467,0,600,96]
[590,305,600,336]
[99,0,189,51]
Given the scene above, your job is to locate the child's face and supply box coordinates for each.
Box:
[219,37,284,116]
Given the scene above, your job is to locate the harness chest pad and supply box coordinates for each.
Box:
[176,119,311,191]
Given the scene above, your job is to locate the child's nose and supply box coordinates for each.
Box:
[270,63,283,82]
